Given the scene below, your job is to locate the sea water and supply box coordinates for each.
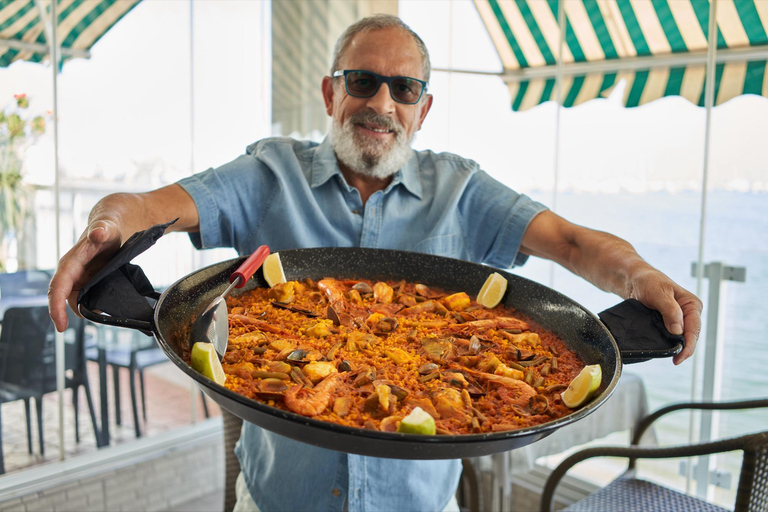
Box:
[515,189,768,440]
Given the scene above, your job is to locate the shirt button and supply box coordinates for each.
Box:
[352,210,360,215]
[332,489,341,497]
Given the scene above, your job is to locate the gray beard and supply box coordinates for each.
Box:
[329,112,414,180]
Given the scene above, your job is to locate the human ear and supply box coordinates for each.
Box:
[416,94,433,131]
[322,76,335,116]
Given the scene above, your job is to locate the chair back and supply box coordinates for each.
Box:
[0,270,53,298]
[735,431,768,512]
[0,306,84,395]
[63,309,87,375]
[0,306,56,394]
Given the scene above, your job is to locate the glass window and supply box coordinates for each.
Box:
[401,0,768,508]
[0,0,268,475]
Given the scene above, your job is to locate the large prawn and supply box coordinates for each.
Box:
[317,279,371,329]
[447,316,529,334]
[229,314,292,335]
[317,279,348,306]
[284,373,343,417]
[456,367,537,406]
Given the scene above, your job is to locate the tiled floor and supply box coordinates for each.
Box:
[0,360,220,475]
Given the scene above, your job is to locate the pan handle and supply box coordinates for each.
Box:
[74,220,177,336]
[76,262,161,336]
[78,300,157,334]
[598,299,684,365]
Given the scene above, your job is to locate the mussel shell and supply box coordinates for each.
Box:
[352,282,373,294]
[326,305,341,326]
[353,368,375,387]
[376,317,398,332]
[272,301,320,317]
[418,362,439,375]
[258,378,288,393]
[287,349,308,363]
[414,284,430,297]
[528,395,549,415]
[388,384,409,401]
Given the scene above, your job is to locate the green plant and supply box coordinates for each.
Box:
[0,94,46,271]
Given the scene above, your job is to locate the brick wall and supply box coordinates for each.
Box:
[0,422,225,512]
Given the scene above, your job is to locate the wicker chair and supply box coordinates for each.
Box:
[222,409,244,512]
[540,398,768,512]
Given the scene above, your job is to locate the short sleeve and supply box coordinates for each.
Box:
[177,152,279,254]
[459,170,548,269]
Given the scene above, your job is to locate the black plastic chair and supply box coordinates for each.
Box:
[540,398,768,512]
[222,409,244,512]
[0,306,100,473]
[86,331,209,438]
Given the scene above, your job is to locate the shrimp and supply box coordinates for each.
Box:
[458,367,537,407]
[447,316,529,334]
[317,279,347,305]
[283,373,343,416]
[318,280,371,329]
[229,314,292,335]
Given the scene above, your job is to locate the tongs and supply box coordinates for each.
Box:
[190,245,270,358]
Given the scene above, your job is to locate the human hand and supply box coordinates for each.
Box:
[628,268,703,365]
[48,219,123,332]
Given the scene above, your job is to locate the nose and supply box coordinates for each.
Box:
[364,81,396,115]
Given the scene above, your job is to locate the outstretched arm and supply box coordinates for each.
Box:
[48,183,199,332]
[520,210,702,365]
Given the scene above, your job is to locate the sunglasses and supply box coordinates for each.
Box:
[332,70,428,105]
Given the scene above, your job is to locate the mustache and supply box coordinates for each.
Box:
[347,111,403,135]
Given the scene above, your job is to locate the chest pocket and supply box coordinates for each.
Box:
[412,233,464,259]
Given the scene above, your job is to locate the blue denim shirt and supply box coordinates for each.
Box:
[178,137,547,512]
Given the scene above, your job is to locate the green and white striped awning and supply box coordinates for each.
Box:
[0,0,141,68]
[474,0,768,110]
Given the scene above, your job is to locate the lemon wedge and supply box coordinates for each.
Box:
[397,407,436,435]
[262,252,287,288]
[561,364,602,408]
[190,342,226,385]
[476,272,508,308]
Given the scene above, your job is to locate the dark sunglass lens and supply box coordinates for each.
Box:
[391,78,422,104]
[346,71,378,97]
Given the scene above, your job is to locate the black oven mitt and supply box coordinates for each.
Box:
[77,219,177,332]
[598,298,685,364]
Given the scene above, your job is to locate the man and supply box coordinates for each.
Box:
[49,14,702,512]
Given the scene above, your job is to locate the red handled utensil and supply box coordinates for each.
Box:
[190,245,270,358]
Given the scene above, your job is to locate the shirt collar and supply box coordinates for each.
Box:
[311,137,423,199]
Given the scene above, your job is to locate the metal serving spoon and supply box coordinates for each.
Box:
[190,245,270,359]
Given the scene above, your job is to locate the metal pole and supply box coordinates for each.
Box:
[445,0,453,151]
[262,0,272,132]
[686,0,719,498]
[695,263,724,498]
[188,0,198,424]
[46,0,66,464]
[547,0,565,289]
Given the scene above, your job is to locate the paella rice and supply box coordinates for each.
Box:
[216,277,586,435]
